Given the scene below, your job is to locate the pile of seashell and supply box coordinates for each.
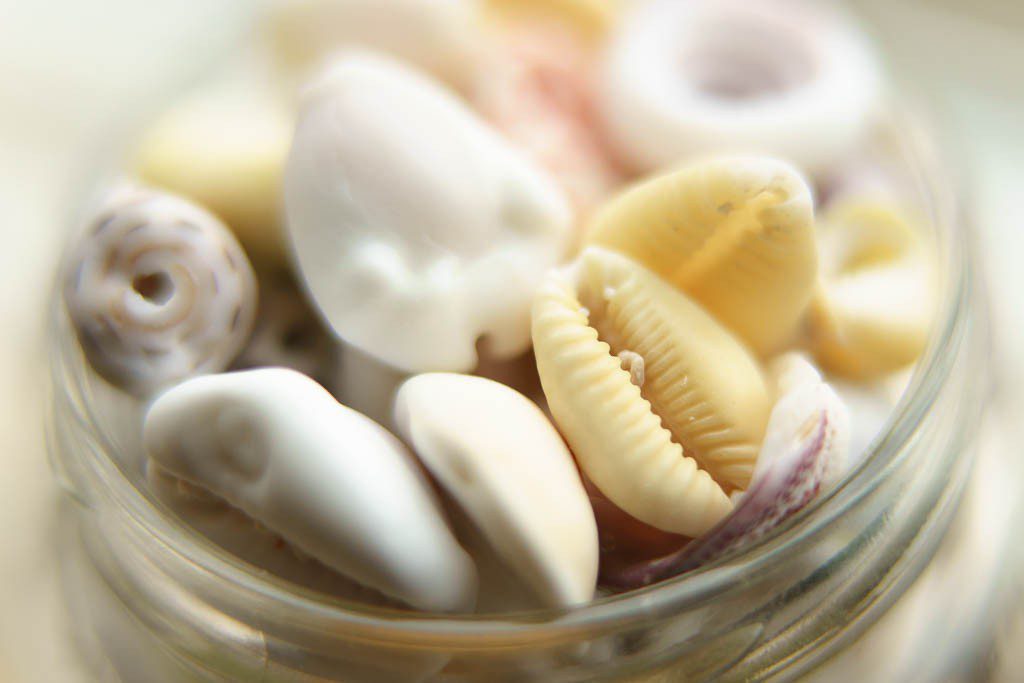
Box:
[61,0,935,613]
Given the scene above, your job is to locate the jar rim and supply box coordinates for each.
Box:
[49,108,972,646]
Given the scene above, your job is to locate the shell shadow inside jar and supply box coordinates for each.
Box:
[131,271,175,306]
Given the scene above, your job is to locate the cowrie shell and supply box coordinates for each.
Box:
[808,201,934,379]
[285,52,572,373]
[134,85,291,264]
[394,373,598,607]
[63,186,257,397]
[586,156,818,356]
[599,0,883,174]
[144,368,477,612]
[603,353,849,588]
[532,247,774,536]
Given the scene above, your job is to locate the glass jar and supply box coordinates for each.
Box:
[45,94,1008,681]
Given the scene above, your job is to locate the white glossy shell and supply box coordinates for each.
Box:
[144,368,477,612]
[599,0,883,174]
[394,373,598,607]
[285,52,573,373]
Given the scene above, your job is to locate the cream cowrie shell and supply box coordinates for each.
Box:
[586,156,817,356]
[532,247,773,535]
[134,86,291,264]
[63,186,257,397]
[473,19,624,223]
[143,368,477,612]
[599,0,883,175]
[808,202,934,379]
[394,373,598,607]
[232,271,338,388]
[285,52,573,373]
[264,0,481,89]
[605,352,849,588]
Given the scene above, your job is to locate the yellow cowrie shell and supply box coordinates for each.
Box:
[134,86,291,264]
[533,247,772,535]
[808,201,934,379]
[586,157,818,356]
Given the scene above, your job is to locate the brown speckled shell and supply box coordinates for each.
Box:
[64,185,257,396]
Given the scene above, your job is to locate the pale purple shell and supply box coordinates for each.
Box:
[64,186,257,396]
[602,377,849,589]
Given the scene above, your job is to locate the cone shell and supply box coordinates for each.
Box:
[63,186,257,397]
[808,201,934,379]
[586,157,818,356]
[533,247,775,535]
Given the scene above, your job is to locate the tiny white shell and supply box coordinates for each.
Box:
[599,0,883,174]
[144,368,477,612]
[394,373,599,607]
[285,52,573,373]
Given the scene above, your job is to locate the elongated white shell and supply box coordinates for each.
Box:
[265,0,481,88]
[144,368,477,612]
[285,52,573,373]
[600,0,882,174]
[394,373,598,607]
[64,186,257,397]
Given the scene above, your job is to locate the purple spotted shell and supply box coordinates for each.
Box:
[602,378,849,589]
[64,185,257,397]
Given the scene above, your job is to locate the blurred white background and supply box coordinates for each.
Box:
[0,1,1021,680]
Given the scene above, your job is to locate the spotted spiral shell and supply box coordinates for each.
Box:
[64,186,257,396]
